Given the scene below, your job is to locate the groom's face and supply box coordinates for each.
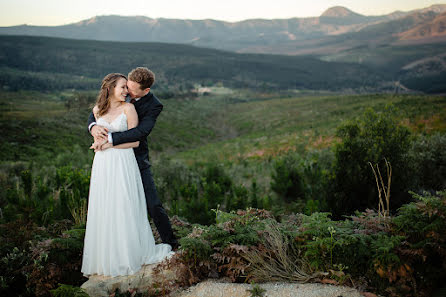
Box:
[127,80,150,99]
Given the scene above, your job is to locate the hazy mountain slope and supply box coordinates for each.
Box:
[398,12,446,40]
[0,35,385,92]
[357,10,439,39]
[3,5,444,54]
[0,5,446,55]
[318,41,446,94]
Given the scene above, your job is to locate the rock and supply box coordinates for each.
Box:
[81,265,375,297]
[172,279,366,297]
[81,263,176,297]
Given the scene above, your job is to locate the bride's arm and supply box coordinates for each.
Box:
[92,104,140,151]
[111,103,140,149]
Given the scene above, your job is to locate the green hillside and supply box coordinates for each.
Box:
[319,42,446,93]
[1,89,445,214]
[0,35,386,92]
[320,42,446,73]
[2,89,445,165]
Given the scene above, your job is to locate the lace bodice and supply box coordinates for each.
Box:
[96,113,128,133]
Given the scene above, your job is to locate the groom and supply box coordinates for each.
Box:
[88,67,178,250]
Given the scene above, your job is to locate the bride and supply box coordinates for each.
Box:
[81,73,172,277]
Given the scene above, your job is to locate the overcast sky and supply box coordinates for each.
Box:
[0,0,444,26]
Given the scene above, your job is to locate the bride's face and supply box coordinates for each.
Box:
[111,78,128,102]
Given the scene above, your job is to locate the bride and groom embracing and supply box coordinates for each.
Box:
[81,67,178,277]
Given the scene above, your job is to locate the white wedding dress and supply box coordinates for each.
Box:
[81,112,172,277]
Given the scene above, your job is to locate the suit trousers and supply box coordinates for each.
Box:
[140,166,177,247]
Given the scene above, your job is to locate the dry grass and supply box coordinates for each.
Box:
[242,220,317,283]
[68,194,87,226]
[369,159,392,218]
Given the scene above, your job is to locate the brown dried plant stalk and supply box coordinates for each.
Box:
[68,194,87,226]
[368,159,392,218]
[242,220,316,283]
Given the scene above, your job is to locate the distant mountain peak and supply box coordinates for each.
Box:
[321,6,362,18]
[74,16,98,26]
[421,4,446,13]
[72,15,158,28]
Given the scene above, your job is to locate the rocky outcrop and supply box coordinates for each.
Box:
[81,263,176,297]
[172,280,366,297]
[81,267,374,297]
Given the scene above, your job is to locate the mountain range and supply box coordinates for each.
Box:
[1,5,445,55]
[1,4,445,94]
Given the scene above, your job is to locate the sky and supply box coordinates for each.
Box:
[0,0,445,26]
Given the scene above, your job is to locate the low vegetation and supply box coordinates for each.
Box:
[0,87,445,296]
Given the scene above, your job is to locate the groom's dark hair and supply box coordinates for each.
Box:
[128,67,155,90]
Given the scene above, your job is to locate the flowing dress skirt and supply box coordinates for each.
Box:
[81,148,172,277]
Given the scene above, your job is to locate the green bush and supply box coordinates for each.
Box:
[154,159,198,211]
[270,155,305,204]
[409,133,446,191]
[269,150,332,215]
[228,185,249,211]
[1,165,90,225]
[2,168,53,224]
[301,149,333,213]
[391,190,446,295]
[50,284,89,297]
[329,105,413,217]
[203,163,233,195]
[178,182,214,225]
[0,246,31,296]
[0,218,85,297]
[179,236,213,263]
[25,227,86,296]
[154,161,242,225]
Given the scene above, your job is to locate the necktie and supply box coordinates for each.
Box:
[130,98,136,104]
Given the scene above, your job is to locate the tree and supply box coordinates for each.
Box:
[329,105,413,218]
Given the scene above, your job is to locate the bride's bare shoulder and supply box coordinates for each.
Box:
[123,102,136,113]
[92,105,99,117]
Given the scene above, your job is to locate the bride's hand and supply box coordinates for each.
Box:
[93,135,107,143]
[90,139,108,152]
[99,142,113,151]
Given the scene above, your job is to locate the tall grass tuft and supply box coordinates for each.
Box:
[369,159,392,218]
[68,193,87,226]
[242,220,314,282]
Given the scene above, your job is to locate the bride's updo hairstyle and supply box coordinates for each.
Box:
[95,73,127,117]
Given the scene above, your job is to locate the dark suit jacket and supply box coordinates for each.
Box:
[87,92,163,169]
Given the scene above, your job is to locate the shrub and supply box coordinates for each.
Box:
[25,227,86,296]
[329,105,413,217]
[203,163,232,195]
[50,284,89,297]
[0,246,31,296]
[1,165,90,225]
[0,218,84,297]
[301,149,333,213]
[391,190,446,296]
[178,182,215,225]
[153,159,198,211]
[2,168,53,225]
[409,133,446,191]
[228,185,249,211]
[270,155,305,204]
